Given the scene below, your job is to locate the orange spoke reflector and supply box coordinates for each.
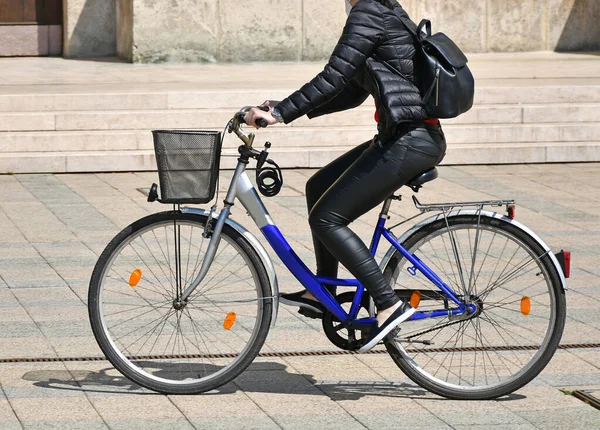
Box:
[128,269,142,287]
[410,291,422,308]
[521,296,531,316]
[223,312,237,330]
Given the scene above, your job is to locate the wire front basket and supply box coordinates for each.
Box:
[152,130,222,204]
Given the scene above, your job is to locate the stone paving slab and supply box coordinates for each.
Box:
[0,352,598,429]
[0,164,599,428]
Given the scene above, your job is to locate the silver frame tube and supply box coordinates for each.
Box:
[236,172,275,228]
[179,156,280,325]
[180,207,280,327]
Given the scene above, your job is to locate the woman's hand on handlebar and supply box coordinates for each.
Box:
[244,107,279,129]
[260,100,281,113]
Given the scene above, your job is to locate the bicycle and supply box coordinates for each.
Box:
[88,107,570,400]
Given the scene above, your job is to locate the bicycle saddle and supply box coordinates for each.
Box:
[406,168,438,192]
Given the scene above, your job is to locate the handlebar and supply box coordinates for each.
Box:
[229,106,270,147]
[255,118,269,128]
[237,112,268,129]
[227,108,283,197]
[235,105,269,128]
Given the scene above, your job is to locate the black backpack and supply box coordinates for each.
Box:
[388,14,475,119]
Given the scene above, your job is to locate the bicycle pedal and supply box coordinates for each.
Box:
[298,308,323,320]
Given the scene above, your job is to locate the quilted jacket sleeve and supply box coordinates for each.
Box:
[276,1,385,124]
[306,80,369,119]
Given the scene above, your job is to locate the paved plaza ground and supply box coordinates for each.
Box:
[0,163,599,429]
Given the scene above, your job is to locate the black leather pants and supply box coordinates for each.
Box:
[306,122,447,310]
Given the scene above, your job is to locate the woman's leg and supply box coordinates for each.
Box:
[309,124,446,312]
[305,140,372,279]
[280,141,372,311]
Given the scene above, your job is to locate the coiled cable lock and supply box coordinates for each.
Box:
[256,142,283,197]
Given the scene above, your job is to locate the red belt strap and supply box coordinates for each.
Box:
[375,102,438,125]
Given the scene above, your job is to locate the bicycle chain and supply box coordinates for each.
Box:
[401,316,469,342]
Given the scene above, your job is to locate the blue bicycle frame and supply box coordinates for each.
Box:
[261,208,471,330]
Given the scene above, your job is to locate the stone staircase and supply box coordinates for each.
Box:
[0,56,599,173]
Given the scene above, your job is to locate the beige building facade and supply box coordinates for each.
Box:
[1,0,598,60]
[90,0,600,62]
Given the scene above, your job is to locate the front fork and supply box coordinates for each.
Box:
[179,161,248,302]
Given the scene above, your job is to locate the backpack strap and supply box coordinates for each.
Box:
[390,6,429,43]
[416,19,432,39]
[371,12,430,90]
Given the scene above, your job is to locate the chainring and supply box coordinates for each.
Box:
[322,292,373,351]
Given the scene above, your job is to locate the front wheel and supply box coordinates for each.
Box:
[383,215,566,400]
[88,211,272,394]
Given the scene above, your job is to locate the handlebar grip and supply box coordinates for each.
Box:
[257,106,270,127]
[237,109,269,128]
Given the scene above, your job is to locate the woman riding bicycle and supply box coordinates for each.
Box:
[244,0,446,351]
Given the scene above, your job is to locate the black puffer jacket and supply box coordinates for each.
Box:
[276,0,427,142]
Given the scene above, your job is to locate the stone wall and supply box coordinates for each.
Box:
[116,0,348,63]
[65,0,600,60]
[403,0,600,53]
[63,0,116,58]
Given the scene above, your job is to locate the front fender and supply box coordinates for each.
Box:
[379,210,567,292]
[181,207,280,327]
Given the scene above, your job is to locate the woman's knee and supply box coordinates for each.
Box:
[309,204,348,239]
[308,206,325,232]
[305,173,326,210]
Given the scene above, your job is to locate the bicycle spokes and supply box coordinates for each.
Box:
[384,215,564,397]
[92,216,268,388]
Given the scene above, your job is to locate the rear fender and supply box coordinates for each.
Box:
[379,210,568,292]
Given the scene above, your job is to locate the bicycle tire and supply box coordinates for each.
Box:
[382,214,566,400]
[89,211,272,394]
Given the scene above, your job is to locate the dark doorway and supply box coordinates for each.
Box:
[0,0,63,56]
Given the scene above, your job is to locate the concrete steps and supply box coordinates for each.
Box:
[0,55,599,173]
[2,123,599,151]
[1,103,599,132]
[2,141,598,174]
[1,121,599,172]
[1,86,599,111]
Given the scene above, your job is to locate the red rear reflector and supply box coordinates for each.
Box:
[564,251,571,278]
[555,250,571,279]
[508,205,516,219]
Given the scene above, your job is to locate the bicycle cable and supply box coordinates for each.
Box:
[212,121,232,206]
[257,158,284,197]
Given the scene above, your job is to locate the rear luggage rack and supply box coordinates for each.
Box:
[412,196,515,213]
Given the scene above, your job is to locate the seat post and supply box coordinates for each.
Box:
[380,195,400,218]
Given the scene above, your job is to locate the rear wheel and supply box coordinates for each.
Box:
[88,211,272,394]
[383,215,566,400]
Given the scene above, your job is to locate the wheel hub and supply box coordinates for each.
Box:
[450,295,483,322]
[172,299,187,311]
[464,295,484,318]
